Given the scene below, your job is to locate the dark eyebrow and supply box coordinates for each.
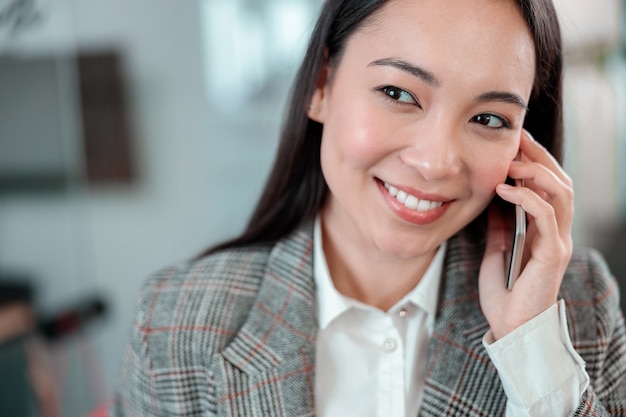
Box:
[369,58,528,111]
[477,91,528,111]
[368,58,440,87]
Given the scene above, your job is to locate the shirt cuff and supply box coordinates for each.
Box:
[482,300,590,415]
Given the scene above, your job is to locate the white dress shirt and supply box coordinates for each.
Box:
[312,218,589,417]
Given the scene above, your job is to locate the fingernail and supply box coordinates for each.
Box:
[524,130,536,142]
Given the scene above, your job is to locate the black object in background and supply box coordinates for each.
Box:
[38,297,107,341]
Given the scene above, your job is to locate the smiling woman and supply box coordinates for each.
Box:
[308,0,534,291]
[113,0,626,416]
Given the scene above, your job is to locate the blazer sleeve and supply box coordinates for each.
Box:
[569,249,626,416]
[110,279,165,416]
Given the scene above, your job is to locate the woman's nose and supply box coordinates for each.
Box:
[398,125,463,181]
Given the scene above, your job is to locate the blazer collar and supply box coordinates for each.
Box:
[220,223,318,376]
[220,219,490,374]
[215,220,498,416]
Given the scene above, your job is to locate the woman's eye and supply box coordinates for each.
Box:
[378,86,418,105]
[472,114,511,129]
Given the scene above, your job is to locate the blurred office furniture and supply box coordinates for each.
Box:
[0,51,135,194]
[0,279,43,417]
[0,277,108,417]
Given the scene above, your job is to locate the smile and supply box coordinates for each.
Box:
[383,182,444,212]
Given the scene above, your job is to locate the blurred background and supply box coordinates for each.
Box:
[0,0,624,415]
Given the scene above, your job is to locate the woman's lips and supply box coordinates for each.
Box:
[377,180,451,225]
[383,182,444,212]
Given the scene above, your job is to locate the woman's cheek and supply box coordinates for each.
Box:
[473,160,511,196]
[336,112,392,165]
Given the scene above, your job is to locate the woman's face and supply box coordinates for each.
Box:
[310,0,536,260]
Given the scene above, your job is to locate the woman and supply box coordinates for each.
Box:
[113,0,626,415]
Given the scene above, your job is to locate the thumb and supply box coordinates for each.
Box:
[479,203,509,300]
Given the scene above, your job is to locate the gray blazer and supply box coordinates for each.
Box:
[112,223,626,416]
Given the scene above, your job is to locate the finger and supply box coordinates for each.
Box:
[496,183,571,270]
[495,183,562,250]
[506,157,574,246]
[480,204,510,296]
[519,130,572,188]
[507,160,574,228]
[484,202,508,253]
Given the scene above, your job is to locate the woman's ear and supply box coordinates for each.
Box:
[307,64,330,123]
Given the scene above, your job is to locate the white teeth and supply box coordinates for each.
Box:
[417,199,431,212]
[404,195,418,210]
[384,182,443,212]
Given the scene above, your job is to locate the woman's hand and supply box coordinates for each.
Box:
[479,129,574,340]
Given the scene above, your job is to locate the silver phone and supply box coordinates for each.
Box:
[505,179,526,290]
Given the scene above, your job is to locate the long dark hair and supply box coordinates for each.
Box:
[206,0,563,254]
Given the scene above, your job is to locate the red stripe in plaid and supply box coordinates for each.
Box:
[216,362,315,403]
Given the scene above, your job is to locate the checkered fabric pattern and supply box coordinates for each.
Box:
[112,222,626,416]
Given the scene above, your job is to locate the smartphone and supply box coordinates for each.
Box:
[505,178,526,290]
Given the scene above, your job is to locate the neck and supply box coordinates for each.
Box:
[320,219,437,311]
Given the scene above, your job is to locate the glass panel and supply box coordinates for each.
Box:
[200,0,320,113]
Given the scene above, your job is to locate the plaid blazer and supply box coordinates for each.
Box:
[112,222,626,416]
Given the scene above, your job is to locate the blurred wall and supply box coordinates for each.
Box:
[555,0,626,244]
[0,0,624,415]
[0,0,287,414]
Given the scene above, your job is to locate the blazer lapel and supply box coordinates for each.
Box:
[211,224,318,417]
[421,225,507,417]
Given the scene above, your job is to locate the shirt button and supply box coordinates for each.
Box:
[382,338,397,353]
[398,308,408,318]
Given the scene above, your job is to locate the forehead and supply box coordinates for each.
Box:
[341,0,536,93]
[360,0,529,39]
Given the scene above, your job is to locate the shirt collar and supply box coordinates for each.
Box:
[313,216,446,329]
